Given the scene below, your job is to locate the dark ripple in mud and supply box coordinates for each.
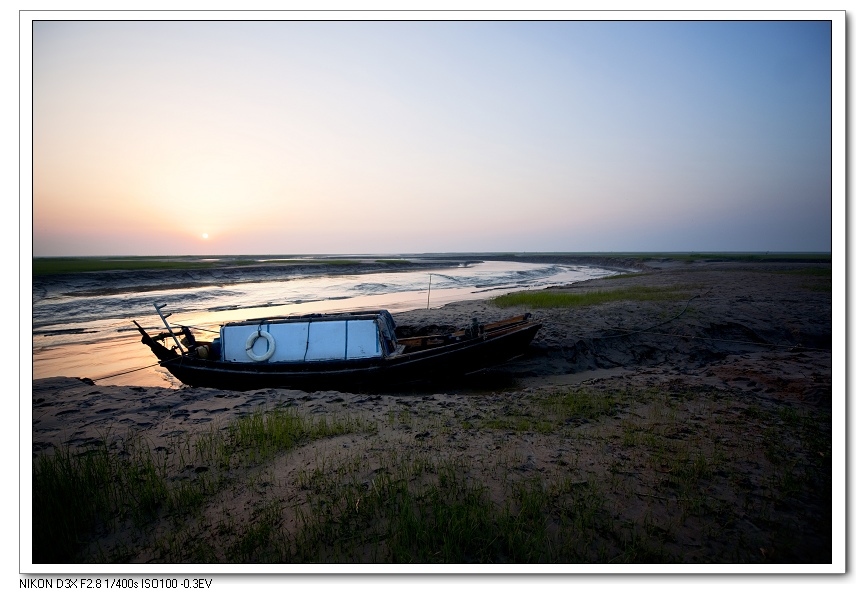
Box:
[39,328,99,337]
[354,283,391,293]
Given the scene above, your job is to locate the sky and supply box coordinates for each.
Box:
[29,18,836,256]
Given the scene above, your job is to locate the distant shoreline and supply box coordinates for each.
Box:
[31,252,832,301]
[31,252,831,275]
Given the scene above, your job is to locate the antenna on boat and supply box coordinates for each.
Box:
[154,303,186,353]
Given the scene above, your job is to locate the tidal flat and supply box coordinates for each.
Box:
[30,255,833,565]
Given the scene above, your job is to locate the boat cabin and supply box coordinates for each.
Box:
[215,310,399,364]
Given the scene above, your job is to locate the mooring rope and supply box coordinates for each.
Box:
[91,355,184,382]
[597,293,704,340]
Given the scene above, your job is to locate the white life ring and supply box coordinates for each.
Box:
[245,329,276,362]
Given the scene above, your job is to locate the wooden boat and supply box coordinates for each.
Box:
[133,305,541,391]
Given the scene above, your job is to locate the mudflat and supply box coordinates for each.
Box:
[30,257,834,564]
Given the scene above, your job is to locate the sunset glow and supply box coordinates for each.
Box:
[28,16,839,256]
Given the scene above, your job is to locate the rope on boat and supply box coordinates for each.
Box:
[183,325,220,334]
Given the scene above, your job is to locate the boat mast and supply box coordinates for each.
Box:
[153,303,186,354]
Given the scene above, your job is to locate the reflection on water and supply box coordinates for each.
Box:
[32,260,618,387]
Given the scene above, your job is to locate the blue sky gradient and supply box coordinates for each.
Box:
[31,19,834,255]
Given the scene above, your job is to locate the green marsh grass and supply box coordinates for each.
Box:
[286,454,619,563]
[32,435,170,563]
[492,286,687,309]
[762,266,832,291]
[32,258,220,275]
[32,257,364,275]
[480,387,625,434]
[31,406,374,563]
[33,381,832,563]
[226,407,376,465]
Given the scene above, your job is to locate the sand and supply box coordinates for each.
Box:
[29,257,834,564]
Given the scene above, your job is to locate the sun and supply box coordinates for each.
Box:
[201,233,209,239]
